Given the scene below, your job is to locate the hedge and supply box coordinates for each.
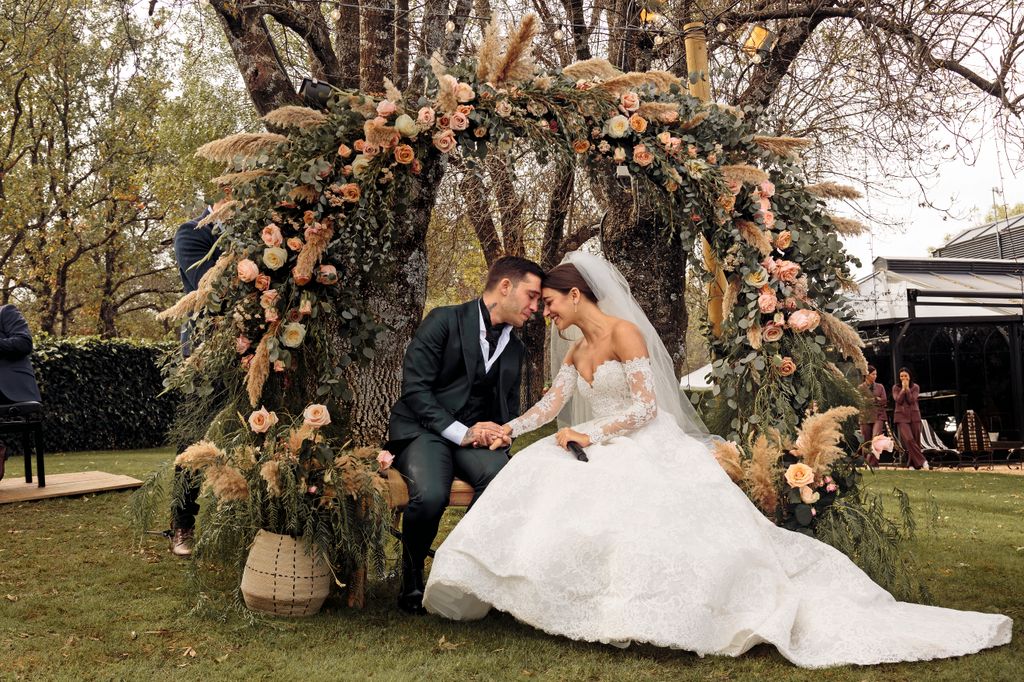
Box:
[27,336,181,452]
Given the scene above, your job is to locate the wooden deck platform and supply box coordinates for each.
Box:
[0,471,142,504]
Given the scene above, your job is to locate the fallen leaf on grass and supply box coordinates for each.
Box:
[436,635,460,651]
[182,646,197,658]
[215,654,229,663]
[5,595,18,602]
[130,631,138,640]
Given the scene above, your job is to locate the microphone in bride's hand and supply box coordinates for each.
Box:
[567,441,589,462]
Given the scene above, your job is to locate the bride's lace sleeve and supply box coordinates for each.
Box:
[506,363,578,437]
[578,357,658,444]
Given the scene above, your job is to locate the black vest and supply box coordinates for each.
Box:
[454,354,501,425]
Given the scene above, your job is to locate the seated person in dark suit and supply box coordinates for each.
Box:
[0,303,42,480]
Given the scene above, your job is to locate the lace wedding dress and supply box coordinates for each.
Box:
[423,358,1012,668]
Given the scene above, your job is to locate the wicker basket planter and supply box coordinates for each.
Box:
[240,530,332,616]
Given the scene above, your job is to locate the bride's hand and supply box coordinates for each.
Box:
[488,424,513,450]
[555,428,591,450]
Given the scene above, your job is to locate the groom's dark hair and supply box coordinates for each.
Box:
[484,256,544,291]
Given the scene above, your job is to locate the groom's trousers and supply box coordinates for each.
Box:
[393,432,508,564]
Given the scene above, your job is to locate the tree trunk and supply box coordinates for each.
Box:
[394,0,410,90]
[334,3,361,89]
[342,159,446,445]
[359,0,395,93]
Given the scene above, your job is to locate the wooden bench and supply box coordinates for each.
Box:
[347,469,473,607]
[0,401,45,487]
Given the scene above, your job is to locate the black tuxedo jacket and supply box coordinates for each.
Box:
[388,300,523,442]
[173,208,221,356]
[0,304,41,403]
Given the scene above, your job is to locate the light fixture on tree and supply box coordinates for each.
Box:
[330,8,341,22]
[445,21,456,34]
[299,78,332,110]
[740,24,777,63]
[553,28,564,41]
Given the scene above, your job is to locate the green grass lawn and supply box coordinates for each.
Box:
[0,448,1019,681]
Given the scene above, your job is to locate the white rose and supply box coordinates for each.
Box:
[280,322,307,348]
[262,247,287,271]
[351,154,372,177]
[394,114,420,138]
[605,115,630,138]
[302,403,331,428]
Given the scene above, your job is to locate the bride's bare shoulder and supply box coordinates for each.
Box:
[610,320,648,359]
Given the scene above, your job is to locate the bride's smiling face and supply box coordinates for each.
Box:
[542,288,577,330]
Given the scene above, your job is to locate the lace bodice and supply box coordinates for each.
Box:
[506,358,658,444]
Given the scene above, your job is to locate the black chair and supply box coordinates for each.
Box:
[0,401,45,486]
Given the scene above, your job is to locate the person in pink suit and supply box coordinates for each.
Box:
[893,367,928,469]
[858,365,887,465]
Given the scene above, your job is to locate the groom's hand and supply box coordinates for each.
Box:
[462,422,505,448]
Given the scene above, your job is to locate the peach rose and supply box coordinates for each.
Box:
[628,114,648,133]
[657,131,672,146]
[762,322,784,343]
[416,107,436,127]
[773,259,801,283]
[236,335,251,354]
[778,356,797,376]
[265,307,279,323]
[338,183,360,203]
[260,289,279,308]
[298,298,313,316]
[362,141,381,157]
[317,264,339,285]
[473,126,488,138]
[799,485,820,504]
[376,100,397,117]
[456,104,474,116]
[758,291,778,314]
[620,91,640,111]
[337,143,352,158]
[632,144,654,166]
[248,407,279,434]
[286,236,303,251]
[433,129,456,153]
[449,111,469,131]
[261,223,283,247]
[302,403,332,428]
[280,322,307,348]
[273,360,286,372]
[784,462,814,488]
[254,274,271,291]
[494,99,513,117]
[775,230,792,249]
[788,309,821,333]
[394,144,415,165]
[377,449,394,470]
[761,210,776,229]
[354,139,366,152]
[237,258,259,283]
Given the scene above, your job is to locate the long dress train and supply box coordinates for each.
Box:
[423,358,1012,668]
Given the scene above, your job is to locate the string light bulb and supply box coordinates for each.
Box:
[445,21,455,34]
[553,29,564,41]
[330,8,341,21]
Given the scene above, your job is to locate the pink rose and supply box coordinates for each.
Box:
[337,143,352,158]
[437,114,451,129]
[761,322,784,343]
[778,356,797,376]
[826,482,838,492]
[317,264,339,285]
[413,107,434,126]
[433,129,456,153]
[254,274,270,291]
[727,179,742,195]
[799,485,820,504]
[783,297,798,311]
[302,403,331,428]
[265,308,279,323]
[248,407,279,434]
[758,291,778,314]
[376,100,397,117]
[620,91,640,111]
[237,259,259,283]
[449,111,469,131]
[775,230,792,249]
[760,180,776,198]
[241,354,253,370]
[788,309,821,333]
[377,450,395,471]
[761,210,776,229]
[286,236,303,251]
[362,142,381,157]
[273,360,286,372]
[759,195,772,213]
[261,223,283,247]
[236,335,251,354]
[298,298,312,316]
[773,259,801,283]
[871,434,895,456]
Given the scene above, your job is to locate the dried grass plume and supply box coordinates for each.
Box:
[712,441,744,482]
[196,133,289,163]
[819,311,869,375]
[829,215,869,236]
[205,463,250,503]
[737,219,773,256]
[492,14,538,86]
[263,106,328,129]
[753,135,814,158]
[476,19,503,83]
[562,58,622,82]
[791,406,860,476]
[175,440,224,470]
[722,164,769,186]
[806,182,862,200]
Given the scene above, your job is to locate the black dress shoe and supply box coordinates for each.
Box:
[398,554,426,614]
[397,587,427,614]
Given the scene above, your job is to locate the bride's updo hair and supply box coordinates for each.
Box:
[544,263,597,303]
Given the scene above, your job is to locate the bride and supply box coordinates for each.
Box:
[422,251,1012,668]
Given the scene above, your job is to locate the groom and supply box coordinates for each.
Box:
[388,256,544,613]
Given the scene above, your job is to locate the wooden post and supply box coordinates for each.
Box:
[684,21,726,339]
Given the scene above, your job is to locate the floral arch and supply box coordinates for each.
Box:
[153,16,924,605]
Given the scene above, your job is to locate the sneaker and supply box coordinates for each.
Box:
[923,460,930,470]
[171,528,194,558]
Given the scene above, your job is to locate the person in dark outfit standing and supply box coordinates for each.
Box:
[168,191,227,555]
[388,256,544,613]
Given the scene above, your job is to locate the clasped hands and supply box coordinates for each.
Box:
[461,422,512,449]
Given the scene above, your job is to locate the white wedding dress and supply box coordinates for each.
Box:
[423,358,1012,668]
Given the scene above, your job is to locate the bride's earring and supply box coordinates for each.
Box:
[573,298,578,313]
